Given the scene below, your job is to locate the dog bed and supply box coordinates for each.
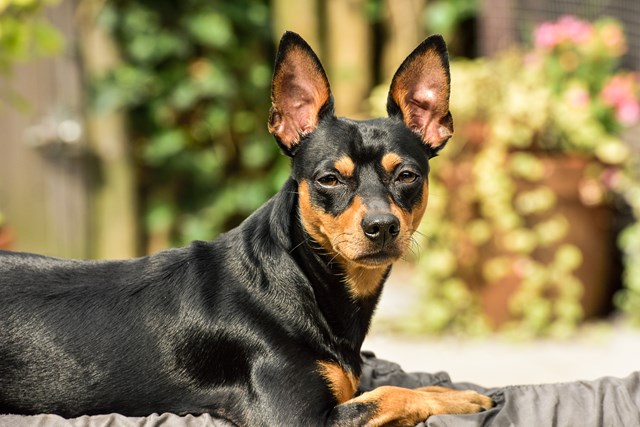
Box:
[1,352,639,427]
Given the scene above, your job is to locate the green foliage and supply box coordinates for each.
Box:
[615,155,640,325]
[0,0,63,72]
[96,0,288,246]
[0,0,63,105]
[422,0,477,39]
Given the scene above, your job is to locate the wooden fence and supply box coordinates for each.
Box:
[0,0,137,259]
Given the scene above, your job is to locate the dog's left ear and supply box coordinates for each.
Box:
[268,31,333,156]
[387,35,452,154]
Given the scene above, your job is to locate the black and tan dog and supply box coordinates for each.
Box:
[0,32,492,426]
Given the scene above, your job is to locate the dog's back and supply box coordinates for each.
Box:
[0,245,203,415]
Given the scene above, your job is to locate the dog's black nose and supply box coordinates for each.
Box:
[362,214,400,244]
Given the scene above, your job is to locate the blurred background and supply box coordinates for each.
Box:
[1,0,640,386]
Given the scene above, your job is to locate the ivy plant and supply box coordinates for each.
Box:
[0,0,63,105]
[96,0,289,246]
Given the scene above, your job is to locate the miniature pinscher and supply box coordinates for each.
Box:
[0,32,492,426]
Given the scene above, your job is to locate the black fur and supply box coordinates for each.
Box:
[0,31,468,426]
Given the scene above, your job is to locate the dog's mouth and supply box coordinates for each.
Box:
[357,251,401,264]
[344,247,403,267]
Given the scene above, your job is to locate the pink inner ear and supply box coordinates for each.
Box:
[281,81,322,133]
[406,88,437,131]
[269,46,331,150]
[405,86,452,146]
[390,45,452,149]
[270,82,320,146]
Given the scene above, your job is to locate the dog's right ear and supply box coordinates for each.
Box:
[268,31,334,156]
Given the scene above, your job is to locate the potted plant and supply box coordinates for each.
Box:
[395,16,640,337]
[0,211,14,250]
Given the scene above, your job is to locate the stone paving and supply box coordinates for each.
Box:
[364,262,640,387]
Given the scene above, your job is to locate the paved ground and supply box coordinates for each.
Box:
[363,262,640,388]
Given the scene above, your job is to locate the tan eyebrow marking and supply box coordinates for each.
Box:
[334,156,355,177]
[381,153,402,173]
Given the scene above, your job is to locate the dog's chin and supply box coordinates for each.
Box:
[345,249,403,268]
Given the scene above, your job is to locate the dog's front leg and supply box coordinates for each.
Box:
[326,385,493,427]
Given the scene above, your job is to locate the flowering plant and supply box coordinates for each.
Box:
[532,17,640,326]
[536,16,638,135]
[380,16,640,337]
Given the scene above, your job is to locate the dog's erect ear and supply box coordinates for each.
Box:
[387,35,452,154]
[268,31,333,155]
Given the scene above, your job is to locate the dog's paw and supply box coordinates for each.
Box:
[416,386,494,415]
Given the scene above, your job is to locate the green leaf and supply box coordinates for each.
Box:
[144,129,187,165]
[32,19,63,55]
[423,2,457,35]
[186,13,233,48]
[554,244,583,273]
[146,201,175,233]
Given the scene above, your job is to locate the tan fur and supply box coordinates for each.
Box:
[298,181,365,258]
[342,265,389,299]
[381,153,402,174]
[340,385,492,427]
[411,181,430,231]
[334,156,356,177]
[316,361,358,404]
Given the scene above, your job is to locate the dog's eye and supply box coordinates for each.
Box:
[397,171,418,183]
[317,174,339,187]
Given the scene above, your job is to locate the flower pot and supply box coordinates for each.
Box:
[476,155,616,327]
[0,225,15,250]
[438,151,618,330]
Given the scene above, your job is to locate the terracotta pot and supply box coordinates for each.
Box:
[0,225,15,250]
[463,155,616,327]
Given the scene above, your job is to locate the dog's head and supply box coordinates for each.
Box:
[269,32,452,297]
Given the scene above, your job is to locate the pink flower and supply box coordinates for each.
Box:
[534,22,560,49]
[602,168,622,190]
[534,16,595,50]
[601,74,640,126]
[557,15,593,45]
[601,75,634,106]
[616,100,640,126]
[566,86,590,108]
[599,21,627,56]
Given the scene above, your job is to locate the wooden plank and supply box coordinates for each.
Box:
[77,0,139,260]
[0,0,89,258]
[326,0,373,118]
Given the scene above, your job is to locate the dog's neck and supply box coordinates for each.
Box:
[286,181,386,356]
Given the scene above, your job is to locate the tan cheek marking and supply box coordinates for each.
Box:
[330,196,365,239]
[298,182,367,256]
[411,181,429,231]
[334,156,355,177]
[389,180,429,236]
[381,153,402,174]
[316,361,359,404]
[298,181,332,252]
